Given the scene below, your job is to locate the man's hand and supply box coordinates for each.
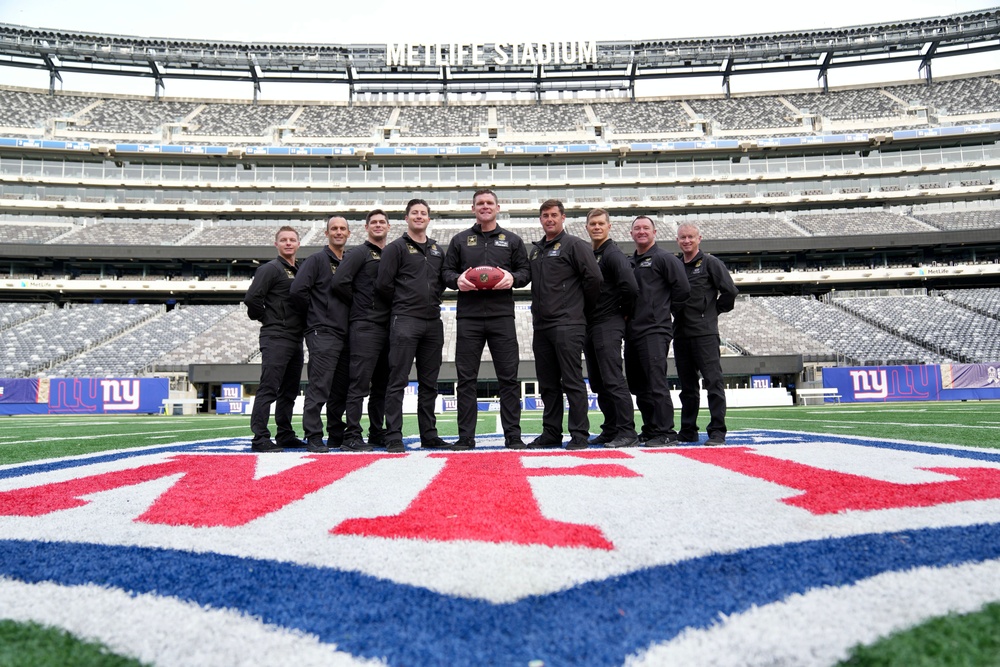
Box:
[495,268,514,290]
[457,272,478,291]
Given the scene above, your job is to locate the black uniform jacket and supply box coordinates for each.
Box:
[331,241,390,326]
[375,233,446,320]
[673,250,738,339]
[243,256,304,341]
[289,246,350,337]
[528,230,602,330]
[442,223,531,319]
[590,239,639,326]
[629,244,691,339]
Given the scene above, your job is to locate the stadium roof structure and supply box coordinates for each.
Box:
[1,9,999,100]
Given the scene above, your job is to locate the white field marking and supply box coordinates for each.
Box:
[807,409,928,414]
[0,578,383,667]
[627,558,1000,667]
[0,436,253,471]
[740,427,999,453]
[1,419,211,429]
[743,416,999,430]
[13,425,250,444]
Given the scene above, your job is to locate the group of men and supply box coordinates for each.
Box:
[244,190,737,453]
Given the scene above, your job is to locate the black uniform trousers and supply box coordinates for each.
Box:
[584,316,636,439]
[532,324,590,441]
[624,332,676,438]
[326,348,349,446]
[384,315,443,442]
[250,335,303,445]
[302,330,346,445]
[344,320,389,442]
[674,334,727,440]
[455,316,521,440]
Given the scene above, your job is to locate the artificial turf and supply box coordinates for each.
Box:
[1,401,998,665]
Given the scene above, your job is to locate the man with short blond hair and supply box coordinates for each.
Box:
[244,226,305,452]
[674,222,737,446]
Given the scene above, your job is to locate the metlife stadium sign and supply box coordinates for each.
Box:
[385,42,597,67]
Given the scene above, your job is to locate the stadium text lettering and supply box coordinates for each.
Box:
[385,42,597,68]
[4,449,1000,547]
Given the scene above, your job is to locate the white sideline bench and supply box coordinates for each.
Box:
[796,388,841,405]
[161,398,204,414]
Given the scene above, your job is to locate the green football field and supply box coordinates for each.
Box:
[1,401,999,666]
[1,401,997,466]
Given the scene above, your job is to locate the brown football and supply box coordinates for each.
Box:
[464,265,505,290]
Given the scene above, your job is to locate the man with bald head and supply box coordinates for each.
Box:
[290,215,352,453]
[674,222,737,446]
[626,215,690,447]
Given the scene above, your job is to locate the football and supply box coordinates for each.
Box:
[464,265,505,290]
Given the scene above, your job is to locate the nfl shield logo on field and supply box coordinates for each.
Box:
[2,430,1000,666]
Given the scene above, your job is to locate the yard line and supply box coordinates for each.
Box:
[0,419,210,430]
[12,425,249,444]
[742,416,998,430]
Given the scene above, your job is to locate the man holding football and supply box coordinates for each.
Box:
[443,189,531,450]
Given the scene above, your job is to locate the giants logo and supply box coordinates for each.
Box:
[849,368,888,399]
[100,379,140,410]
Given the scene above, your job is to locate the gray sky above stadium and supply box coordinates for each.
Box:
[0,0,996,99]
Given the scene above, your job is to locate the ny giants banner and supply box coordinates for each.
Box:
[0,377,169,415]
[823,363,1000,403]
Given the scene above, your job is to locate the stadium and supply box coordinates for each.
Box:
[1,5,1000,666]
[2,11,1000,408]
